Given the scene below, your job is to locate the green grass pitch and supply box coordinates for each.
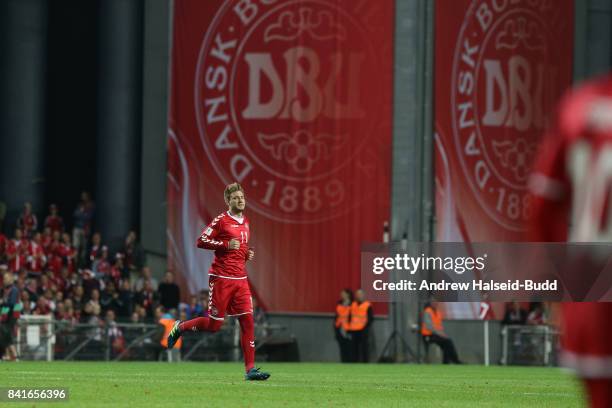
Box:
[1,362,584,407]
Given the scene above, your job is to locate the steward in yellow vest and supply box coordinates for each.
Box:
[348,289,373,362]
[334,289,353,363]
[420,302,462,364]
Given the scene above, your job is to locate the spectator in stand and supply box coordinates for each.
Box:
[72,191,95,264]
[44,204,64,233]
[59,233,77,273]
[27,232,47,276]
[15,274,25,292]
[92,246,111,278]
[118,279,134,319]
[101,281,122,314]
[88,233,103,266]
[34,296,51,315]
[60,269,77,299]
[123,231,145,273]
[527,303,547,325]
[134,266,158,292]
[46,231,62,274]
[60,304,77,325]
[81,302,103,342]
[41,227,53,253]
[54,290,64,307]
[25,278,39,303]
[186,295,203,319]
[21,295,33,315]
[17,202,37,238]
[0,231,7,265]
[39,274,51,294]
[110,253,128,283]
[179,308,188,322]
[136,280,157,320]
[7,228,28,273]
[88,288,101,309]
[55,301,66,320]
[134,304,147,322]
[72,285,85,314]
[158,272,180,311]
[21,289,35,310]
[42,289,56,313]
[81,270,100,299]
[105,310,125,357]
[130,311,141,324]
[502,302,528,325]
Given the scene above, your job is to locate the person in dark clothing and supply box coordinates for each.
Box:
[117,279,134,318]
[100,281,122,315]
[1,272,22,360]
[158,272,180,311]
[334,288,353,363]
[502,302,528,325]
[348,289,373,363]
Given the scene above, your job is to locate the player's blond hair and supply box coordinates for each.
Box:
[224,182,244,204]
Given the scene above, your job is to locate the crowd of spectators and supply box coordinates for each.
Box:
[0,194,210,338]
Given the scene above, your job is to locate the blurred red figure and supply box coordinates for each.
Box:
[6,229,28,273]
[17,202,37,238]
[44,204,64,233]
[530,74,612,408]
[27,232,47,275]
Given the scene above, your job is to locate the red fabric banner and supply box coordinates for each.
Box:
[434,0,574,317]
[167,0,394,312]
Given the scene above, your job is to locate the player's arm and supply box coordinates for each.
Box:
[196,218,240,250]
[528,105,571,242]
[196,221,227,250]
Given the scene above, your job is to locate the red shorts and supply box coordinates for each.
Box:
[561,303,612,378]
[208,276,253,320]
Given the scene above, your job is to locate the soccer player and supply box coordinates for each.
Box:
[529,74,612,408]
[166,183,270,381]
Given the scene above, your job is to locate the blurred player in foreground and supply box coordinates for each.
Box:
[166,183,270,381]
[529,74,612,407]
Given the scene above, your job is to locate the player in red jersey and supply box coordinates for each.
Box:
[166,183,270,381]
[529,74,612,408]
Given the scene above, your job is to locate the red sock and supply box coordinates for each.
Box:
[238,314,255,372]
[179,317,210,332]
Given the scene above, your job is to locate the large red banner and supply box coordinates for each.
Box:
[434,0,574,317]
[167,0,393,312]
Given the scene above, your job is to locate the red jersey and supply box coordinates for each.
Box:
[0,233,6,259]
[7,239,28,272]
[196,211,251,279]
[529,74,612,379]
[44,215,64,233]
[27,241,47,272]
[18,213,38,237]
[530,74,612,242]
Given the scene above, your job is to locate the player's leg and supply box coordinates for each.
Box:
[429,334,450,363]
[167,277,229,348]
[228,280,270,380]
[238,313,255,372]
[562,304,612,408]
[583,379,612,408]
